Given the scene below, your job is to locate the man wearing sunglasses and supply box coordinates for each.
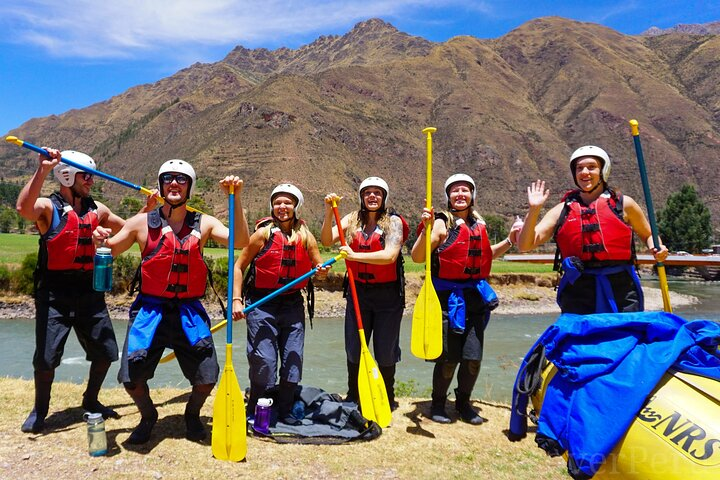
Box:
[16,147,139,434]
[93,159,250,444]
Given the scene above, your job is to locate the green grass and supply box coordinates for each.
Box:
[0,233,554,274]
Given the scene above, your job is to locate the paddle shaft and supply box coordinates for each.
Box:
[629,120,672,312]
[227,185,235,344]
[6,135,202,213]
[331,201,364,330]
[422,128,436,305]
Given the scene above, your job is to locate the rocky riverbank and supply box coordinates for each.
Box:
[0,272,698,320]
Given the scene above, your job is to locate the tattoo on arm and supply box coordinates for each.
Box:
[386,218,403,250]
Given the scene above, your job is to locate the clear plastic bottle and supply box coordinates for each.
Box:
[93,246,113,292]
[84,412,108,456]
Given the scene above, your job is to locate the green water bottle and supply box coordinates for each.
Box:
[84,412,108,456]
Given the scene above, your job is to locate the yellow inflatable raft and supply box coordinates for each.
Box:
[532,365,720,479]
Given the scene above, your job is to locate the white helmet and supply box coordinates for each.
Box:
[53,150,96,187]
[271,183,304,213]
[358,176,389,207]
[570,145,611,183]
[444,173,476,205]
[158,159,197,198]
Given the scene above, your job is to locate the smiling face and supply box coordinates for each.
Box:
[448,181,473,210]
[573,157,603,192]
[272,194,296,222]
[361,186,385,211]
[160,172,191,204]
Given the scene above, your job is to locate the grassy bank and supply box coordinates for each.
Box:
[0,378,568,479]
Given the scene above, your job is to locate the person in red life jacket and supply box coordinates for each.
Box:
[93,160,249,444]
[411,174,522,424]
[15,147,136,433]
[231,184,328,426]
[320,177,408,411]
[517,145,669,314]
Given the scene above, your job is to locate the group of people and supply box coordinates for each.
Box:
[15,141,667,444]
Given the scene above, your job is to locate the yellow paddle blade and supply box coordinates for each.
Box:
[411,279,443,360]
[356,330,392,428]
[212,345,247,462]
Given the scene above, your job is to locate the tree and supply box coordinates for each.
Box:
[657,184,712,253]
[483,214,509,244]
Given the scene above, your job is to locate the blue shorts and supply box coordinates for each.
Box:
[118,300,219,386]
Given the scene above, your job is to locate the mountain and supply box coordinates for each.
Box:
[643,21,720,36]
[2,17,719,234]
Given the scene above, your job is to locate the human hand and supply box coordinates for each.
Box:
[527,180,550,209]
[652,245,669,262]
[231,298,246,320]
[315,263,330,279]
[144,189,160,211]
[220,176,243,195]
[92,226,112,247]
[324,193,342,208]
[38,147,61,173]
[509,215,524,244]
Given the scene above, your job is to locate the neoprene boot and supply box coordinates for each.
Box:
[277,380,301,426]
[21,370,53,433]
[185,384,212,441]
[82,360,119,419]
[379,365,398,411]
[454,388,484,425]
[125,382,158,445]
[430,394,451,423]
[346,361,360,404]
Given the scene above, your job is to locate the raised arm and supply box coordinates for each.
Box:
[517,180,561,252]
[411,208,446,263]
[209,176,250,248]
[16,148,60,233]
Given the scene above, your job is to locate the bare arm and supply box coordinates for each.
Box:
[210,176,250,248]
[95,201,126,233]
[341,216,403,264]
[97,213,147,256]
[623,195,668,260]
[16,149,60,233]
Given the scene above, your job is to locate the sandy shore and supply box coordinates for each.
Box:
[0,273,699,320]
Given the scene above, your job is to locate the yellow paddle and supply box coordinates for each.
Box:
[629,120,672,313]
[332,199,392,428]
[411,127,443,360]
[211,184,246,462]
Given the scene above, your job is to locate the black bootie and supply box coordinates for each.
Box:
[185,384,212,441]
[21,370,54,433]
[454,388,484,425]
[82,360,119,419]
[125,382,158,444]
[430,394,451,423]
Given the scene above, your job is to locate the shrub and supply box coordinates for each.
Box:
[12,252,37,295]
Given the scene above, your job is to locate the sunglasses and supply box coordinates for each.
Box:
[160,173,189,185]
[78,172,93,181]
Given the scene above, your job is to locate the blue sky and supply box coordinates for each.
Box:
[1,1,718,136]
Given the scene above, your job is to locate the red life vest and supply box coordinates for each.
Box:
[554,190,634,264]
[251,227,313,293]
[433,216,492,281]
[140,209,208,299]
[345,214,409,284]
[41,193,99,271]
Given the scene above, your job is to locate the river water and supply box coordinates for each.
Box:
[1,280,718,404]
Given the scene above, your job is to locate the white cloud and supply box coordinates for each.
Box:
[1,0,454,59]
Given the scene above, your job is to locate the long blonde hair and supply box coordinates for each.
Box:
[442,208,484,228]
